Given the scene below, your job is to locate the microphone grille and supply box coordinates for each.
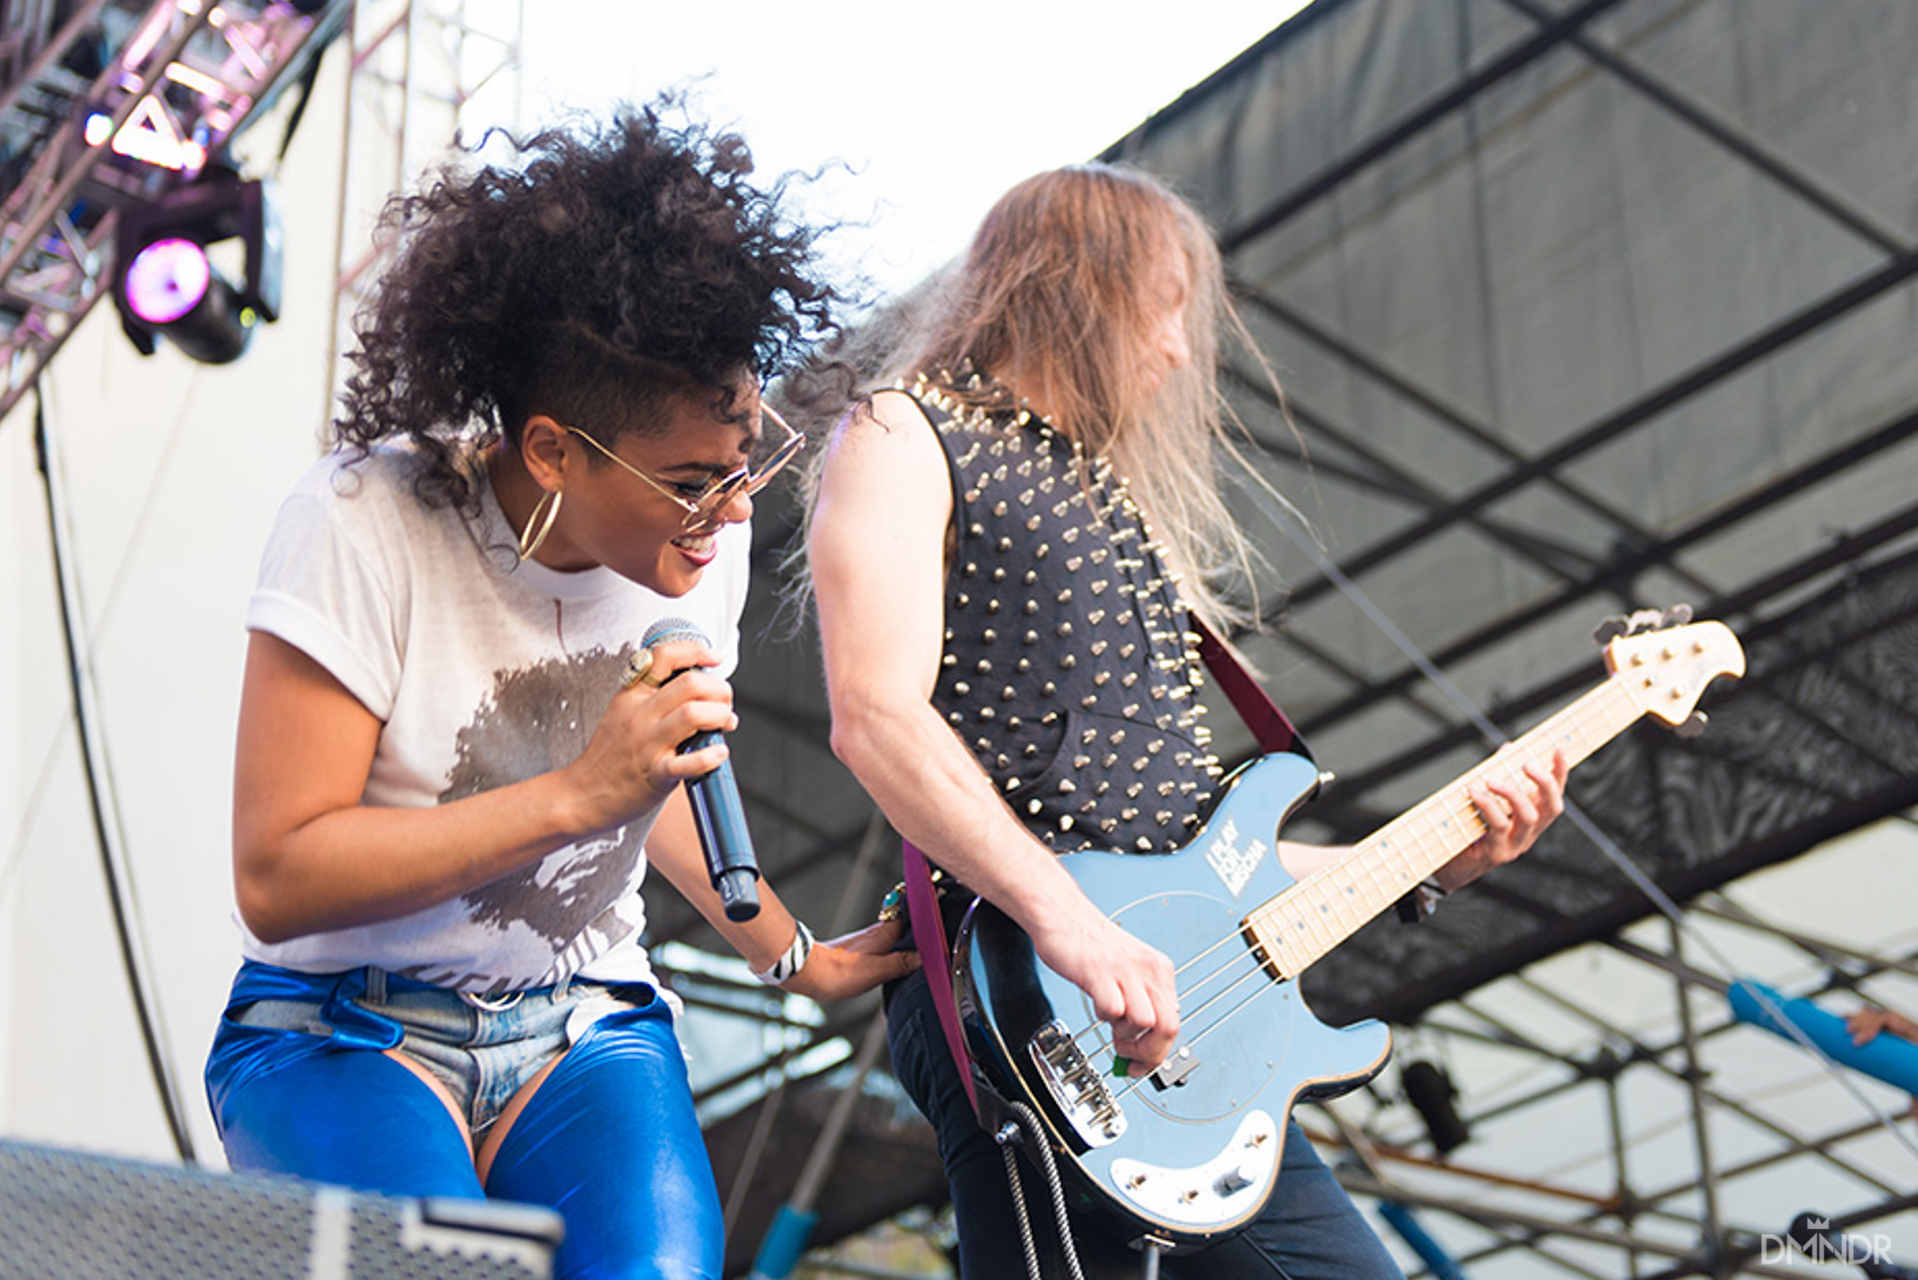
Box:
[641,616,710,649]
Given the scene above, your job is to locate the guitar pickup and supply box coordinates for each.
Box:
[1029,1020,1127,1148]
[1147,1045,1198,1090]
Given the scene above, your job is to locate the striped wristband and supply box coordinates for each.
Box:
[752,921,815,986]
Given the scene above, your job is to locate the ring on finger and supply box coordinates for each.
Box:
[621,647,666,689]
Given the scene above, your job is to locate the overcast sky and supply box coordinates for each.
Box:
[515,2,1313,302]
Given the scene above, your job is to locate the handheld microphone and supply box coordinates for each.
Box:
[638,617,761,921]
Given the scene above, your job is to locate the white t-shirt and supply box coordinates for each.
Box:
[239,441,750,996]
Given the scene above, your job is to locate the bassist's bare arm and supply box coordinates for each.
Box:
[809,392,1180,1073]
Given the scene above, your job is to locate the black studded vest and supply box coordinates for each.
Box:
[917,383,1224,855]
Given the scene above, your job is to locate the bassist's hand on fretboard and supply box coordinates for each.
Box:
[1431,745,1569,892]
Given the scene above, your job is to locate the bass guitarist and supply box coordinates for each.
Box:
[805,163,1567,1278]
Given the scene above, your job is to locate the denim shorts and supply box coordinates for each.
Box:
[208,960,658,1147]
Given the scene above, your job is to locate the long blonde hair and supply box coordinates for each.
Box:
[887,163,1274,634]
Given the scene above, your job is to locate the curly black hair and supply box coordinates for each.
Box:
[334,101,842,509]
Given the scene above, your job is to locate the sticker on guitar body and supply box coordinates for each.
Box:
[1204,818,1268,898]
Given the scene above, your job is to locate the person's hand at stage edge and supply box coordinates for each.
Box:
[1847,1006,1918,1047]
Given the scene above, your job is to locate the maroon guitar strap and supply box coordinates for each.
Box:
[902,611,1310,1119]
[1189,613,1312,760]
[903,838,980,1114]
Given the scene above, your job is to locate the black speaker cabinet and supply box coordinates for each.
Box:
[0,1138,562,1278]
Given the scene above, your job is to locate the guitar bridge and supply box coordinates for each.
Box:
[1029,1020,1127,1148]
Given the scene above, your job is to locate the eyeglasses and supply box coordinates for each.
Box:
[564,403,803,535]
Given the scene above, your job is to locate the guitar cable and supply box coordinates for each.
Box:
[998,1101,1091,1280]
[1228,471,1918,1167]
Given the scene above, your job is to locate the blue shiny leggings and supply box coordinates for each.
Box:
[207,967,722,1280]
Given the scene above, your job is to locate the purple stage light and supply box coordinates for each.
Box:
[122,237,211,325]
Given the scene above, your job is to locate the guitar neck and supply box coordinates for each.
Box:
[1245,679,1643,979]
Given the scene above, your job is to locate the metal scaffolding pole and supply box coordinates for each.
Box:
[325,0,524,412]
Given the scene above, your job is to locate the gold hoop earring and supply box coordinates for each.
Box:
[517,487,562,560]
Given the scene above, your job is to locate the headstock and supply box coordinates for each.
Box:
[1600,611,1745,732]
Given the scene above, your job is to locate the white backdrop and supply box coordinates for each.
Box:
[0,50,347,1164]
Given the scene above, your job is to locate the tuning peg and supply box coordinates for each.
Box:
[1661,603,1694,628]
[1593,616,1630,646]
[1674,710,1708,739]
[1625,607,1669,636]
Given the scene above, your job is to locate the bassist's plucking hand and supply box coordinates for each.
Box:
[1029,898,1180,1077]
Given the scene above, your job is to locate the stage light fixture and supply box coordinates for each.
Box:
[121,236,254,364]
[113,166,280,365]
[1402,1059,1470,1154]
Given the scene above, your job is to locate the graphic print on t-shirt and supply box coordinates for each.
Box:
[411,646,643,992]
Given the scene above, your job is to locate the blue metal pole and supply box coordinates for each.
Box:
[1376,1200,1470,1280]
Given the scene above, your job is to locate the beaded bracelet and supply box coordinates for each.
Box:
[752,921,815,986]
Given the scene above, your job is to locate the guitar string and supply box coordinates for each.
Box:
[1079,942,1275,1065]
[1074,949,1271,1079]
[1109,963,1297,1106]
[1082,713,1900,1128]
[1063,925,1250,1058]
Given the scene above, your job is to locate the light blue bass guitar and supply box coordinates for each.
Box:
[952,619,1744,1246]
